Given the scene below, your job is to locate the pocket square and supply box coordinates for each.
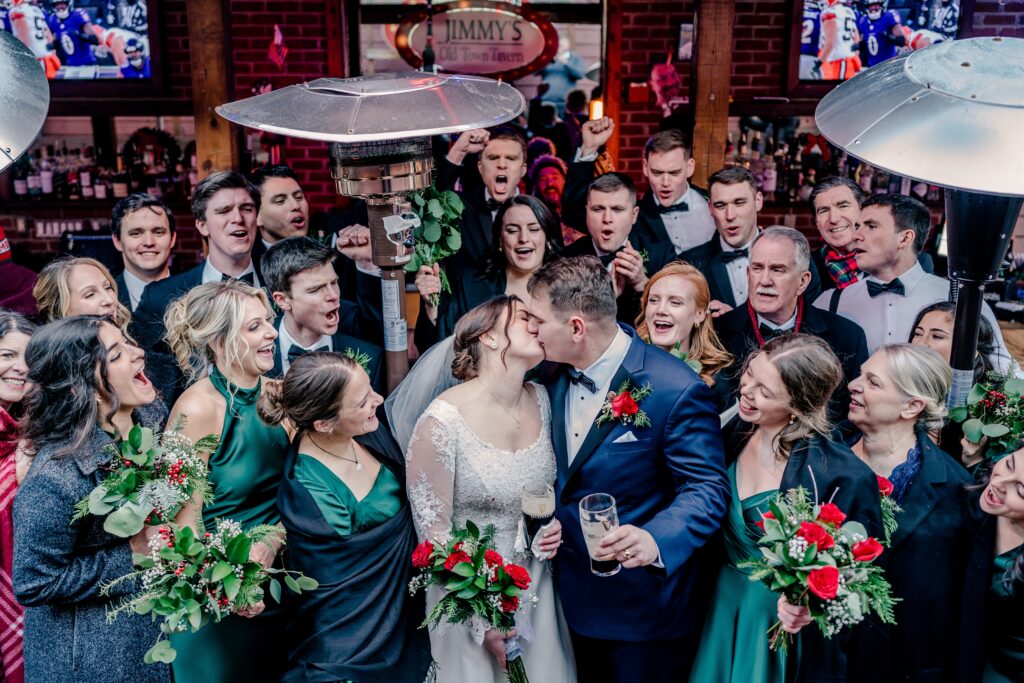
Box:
[612,431,638,444]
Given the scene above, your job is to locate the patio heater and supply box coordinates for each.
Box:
[0,30,50,172]
[216,73,525,391]
[814,37,1024,406]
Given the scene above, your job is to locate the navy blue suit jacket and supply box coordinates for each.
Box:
[545,327,729,641]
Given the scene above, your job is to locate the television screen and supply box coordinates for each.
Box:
[798,0,964,81]
[2,0,150,80]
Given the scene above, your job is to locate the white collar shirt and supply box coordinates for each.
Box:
[566,328,632,464]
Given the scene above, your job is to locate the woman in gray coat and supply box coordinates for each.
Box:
[13,316,170,683]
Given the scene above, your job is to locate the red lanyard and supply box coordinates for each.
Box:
[748,297,804,348]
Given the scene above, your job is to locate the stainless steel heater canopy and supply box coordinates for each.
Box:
[0,30,51,172]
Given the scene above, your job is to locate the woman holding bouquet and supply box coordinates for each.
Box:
[690,333,882,683]
[405,296,576,682]
[413,195,563,352]
[163,280,290,682]
[843,344,975,681]
[634,262,733,411]
[13,315,169,683]
[260,352,433,682]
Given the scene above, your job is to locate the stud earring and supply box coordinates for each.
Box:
[789,415,796,425]
[489,341,498,350]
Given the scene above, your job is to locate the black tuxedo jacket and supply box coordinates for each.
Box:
[843,430,976,683]
[435,156,495,274]
[114,272,132,311]
[714,298,868,426]
[633,188,708,249]
[561,234,675,327]
[267,316,386,395]
[412,266,505,354]
[680,235,823,310]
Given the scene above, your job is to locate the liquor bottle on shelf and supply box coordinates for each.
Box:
[80,146,95,200]
[112,156,130,199]
[11,159,29,198]
[773,144,789,205]
[67,149,82,201]
[39,146,55,198]
[27,151,42,200]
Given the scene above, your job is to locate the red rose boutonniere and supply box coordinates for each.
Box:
[596,380,653,428]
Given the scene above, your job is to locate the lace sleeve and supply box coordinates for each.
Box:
[405,409,457,543]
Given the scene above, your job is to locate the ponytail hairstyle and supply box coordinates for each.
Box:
[743,333,842,461]
[21,315,117,459]
[163,280,274,385]
[258,352,360,432]
[451,295,519,381]
[33,257,132,334]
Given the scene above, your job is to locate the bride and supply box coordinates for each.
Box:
[404,295,577,682]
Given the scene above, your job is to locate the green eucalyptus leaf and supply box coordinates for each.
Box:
[422,218,442,243]
[443,191,464,213]
[296,576,319,591]
[88,486,116,515]
[446,232,462,251]
[103,500,149,537]
[269,577,282,603]
[983,423,1011,438]
[284,574,301,594]
[1004,378,1024,396]
[427,198,444,218]
[948,406,968,423]
[128,425,143,451]
[963,418,985,444]
[146,639,177,664]
[226,534,252,565]
[968,384,989,406]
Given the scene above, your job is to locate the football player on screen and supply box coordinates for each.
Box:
[118,36,148,78]
[799,0,823,80]
[931,0,959,41]
[857,1,905,69]
[9,0,61,78]
[818,0,861,80]
[46,0,99,67]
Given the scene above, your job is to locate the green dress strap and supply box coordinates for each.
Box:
[294,451,402,537]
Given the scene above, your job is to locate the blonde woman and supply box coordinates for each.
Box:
[162,280,290,683]
[33,257,132,332]
[635,262,733,408]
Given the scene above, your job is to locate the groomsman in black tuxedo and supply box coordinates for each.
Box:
[110,193,176,312]
[715,226,868,419]
[260,236,384,392]
[561,173,674,325]
[249,164,310,270]
[681,167,822,318]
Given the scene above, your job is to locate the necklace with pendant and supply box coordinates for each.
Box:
[310,435,361,471]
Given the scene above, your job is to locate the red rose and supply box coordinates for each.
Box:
[797,521,835,550]
[484,549,504,568]
[504,563,531,590]
[755,510,776,532]
[816,503,847,527]
[443,550,472,571]
[411,540,434,568]
[877,476,894,497]
[500,594,519,613]
[807,566,840,600]
[610,392,639,418]
[851,538,884,563]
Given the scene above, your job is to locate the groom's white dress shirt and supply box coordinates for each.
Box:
[566,328,631,465]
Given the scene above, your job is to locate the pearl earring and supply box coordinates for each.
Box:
[489,341,498,350]
[789,415,796,425]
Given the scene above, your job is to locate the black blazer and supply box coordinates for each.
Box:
[435,156,495,274]
[412,266,504,354]
[723,419,884,683]
[714,298,869,428]
[845,430,976,683]
[680,234,824,310]
[114,272,132,311]
[267,316,386,395]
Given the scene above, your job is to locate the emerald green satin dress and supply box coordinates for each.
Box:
[169,367,290,683]
[984,549,1024,683]
[294,453,402,537]
[690,464,786,683]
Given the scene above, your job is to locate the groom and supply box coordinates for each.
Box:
[527,256,729,682]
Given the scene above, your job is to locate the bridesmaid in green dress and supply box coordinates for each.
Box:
[261,352,432,682]
[163,281,291,682]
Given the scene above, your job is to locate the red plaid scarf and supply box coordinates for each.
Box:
[823,248,859,290]
[0,409,23,683]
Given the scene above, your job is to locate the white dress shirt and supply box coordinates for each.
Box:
[661,186,716,255]
[722,233,757,306]
[757,309,798,333]
[484,187,520,220]
[565,328,632,463]
[202,260,260,288]
[120,268,148,311]
[812,262,1015,372]
[277,320,333,375]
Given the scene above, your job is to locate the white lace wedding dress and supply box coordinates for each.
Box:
[406,383,576,683]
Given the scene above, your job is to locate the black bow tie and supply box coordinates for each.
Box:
[658,201,689,215]
[486,198,503,212]
[222,271,255,286]
[758,323,792,341]
[866,278,905,297]
[721,248,749,264]
[288,343,330,363]
[567,368,598,393]
[598,245,625,268]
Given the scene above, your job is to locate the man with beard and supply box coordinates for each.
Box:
[529,154,583,246]
[260,236,383,392]
[110,193,175,311]
[714,226,867,419]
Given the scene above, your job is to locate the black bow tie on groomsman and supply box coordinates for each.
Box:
[866,278,905,297]
[288,344,330,363]
[599,245,626,268]
[222,272,255,286]
[657,201,688,215]
[758,324,792,342]
[720,248,749,264]
[486,198,503,212]
[567,367,598,393]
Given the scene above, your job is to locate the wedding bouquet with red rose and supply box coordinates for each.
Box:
[739,487,898,652]
[409,520,534,683]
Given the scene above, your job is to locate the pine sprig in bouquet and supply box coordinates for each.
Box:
[739,487,898,652]
[72,424,217,537]
[409,520,534,683]
[103,519,317,664]
[949,374,1024,459]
